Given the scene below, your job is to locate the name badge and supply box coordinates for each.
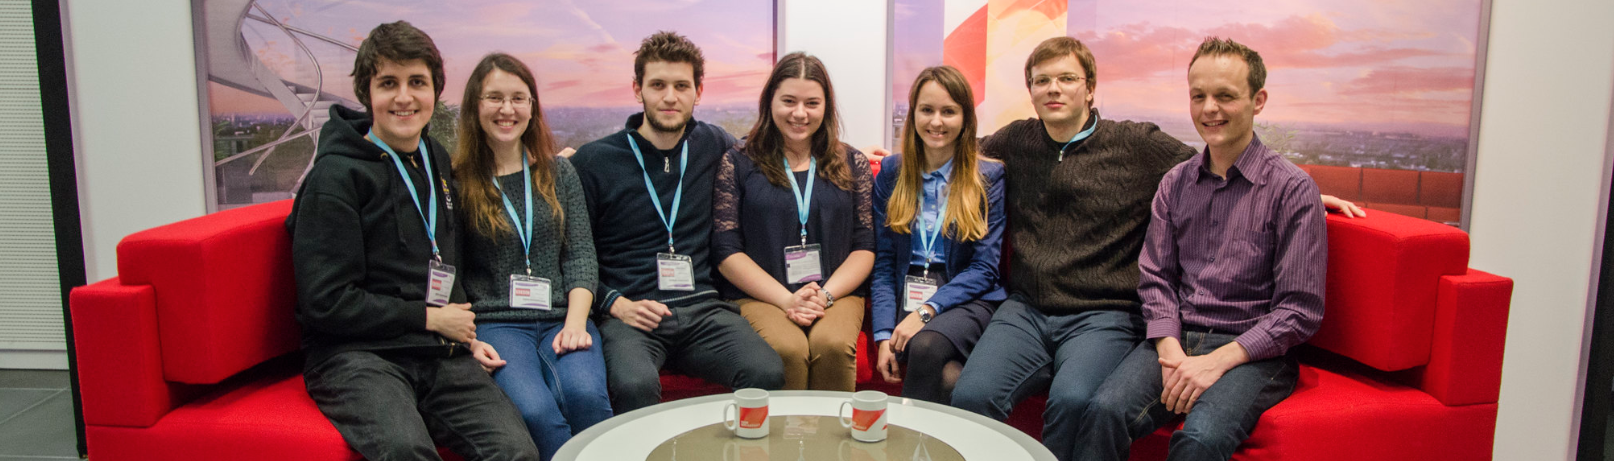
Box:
[783,244,823,284]
[426,259,456,306]
[509,275,552,310]
[657,253,695,291]
[904,275,938,312]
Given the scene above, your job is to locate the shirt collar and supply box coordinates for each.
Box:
[1193,134,1273,186]
[923,157,955,182]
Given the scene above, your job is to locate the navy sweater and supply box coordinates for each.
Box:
[570,113,738,314]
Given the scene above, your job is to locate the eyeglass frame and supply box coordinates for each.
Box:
[1027,73,1091,89]
[481,93,534,108]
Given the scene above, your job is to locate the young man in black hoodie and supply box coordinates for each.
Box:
[286,21,538,461]
[570,31,785,413]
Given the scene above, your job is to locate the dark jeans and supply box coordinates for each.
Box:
[480,320,613,461]
[951,299,1143,461]
[303,349,539,461]
[1073,330,1298,461]
[599,299,785,413]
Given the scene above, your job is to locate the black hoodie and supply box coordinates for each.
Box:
[286,105,465,365]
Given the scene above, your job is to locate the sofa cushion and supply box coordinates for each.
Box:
[1309,213,1468,371]
[116,200,299,385]
[87,372,357,461]
[1127,361,1497,461]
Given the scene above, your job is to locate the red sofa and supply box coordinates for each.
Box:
[70,195,1509,460]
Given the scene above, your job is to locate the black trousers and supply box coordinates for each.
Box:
[304,350,540,461]
[599,299,786,413]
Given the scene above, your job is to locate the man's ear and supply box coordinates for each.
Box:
[1252,88,1267,116]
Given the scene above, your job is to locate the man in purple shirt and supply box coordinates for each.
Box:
[1070,38,1326,461]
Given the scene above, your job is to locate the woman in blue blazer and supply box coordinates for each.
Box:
[871,65,1006,403]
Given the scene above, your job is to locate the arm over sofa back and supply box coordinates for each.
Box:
[1313,212,1512,406]
[70,200,299,427]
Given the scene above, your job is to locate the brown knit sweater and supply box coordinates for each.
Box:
[981,112,1195,315]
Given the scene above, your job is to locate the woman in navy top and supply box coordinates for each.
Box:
[871,65,1007,403]
[713,52,875,391]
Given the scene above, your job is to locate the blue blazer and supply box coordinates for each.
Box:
[871,154,1007,342]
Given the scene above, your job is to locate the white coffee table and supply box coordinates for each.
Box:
[554,390,1055,460]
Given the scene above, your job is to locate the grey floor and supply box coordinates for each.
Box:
[0,370,80,460]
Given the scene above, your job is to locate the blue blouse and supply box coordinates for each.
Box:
[910,158,953,266]
[871,154,1007,342]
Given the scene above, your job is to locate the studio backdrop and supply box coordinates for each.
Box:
[892,0,1489,227]
[191,0,777,212]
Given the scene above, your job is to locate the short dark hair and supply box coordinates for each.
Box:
[1189,37,1266,94]
[351,21,445,113]
[1024,36,1097,100]
[634,31,705,87]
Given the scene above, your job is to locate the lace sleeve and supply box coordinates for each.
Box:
[849,148,876,252]
[711,147,745,262]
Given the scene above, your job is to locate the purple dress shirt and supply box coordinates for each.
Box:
[1138,135,1326,361]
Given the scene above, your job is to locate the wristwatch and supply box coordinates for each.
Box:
[919,306,934,323]
[822,289,836,307]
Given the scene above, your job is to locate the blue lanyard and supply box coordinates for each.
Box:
[782,156,817,246]
[627,134,688,253]
[492,152,534,275]
[917,178,948,265]
[370,131,440,259]
[1056,113,1100,162]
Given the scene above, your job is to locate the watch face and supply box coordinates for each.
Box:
[920,311,933,322]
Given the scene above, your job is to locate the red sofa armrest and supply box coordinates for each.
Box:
[116,200,299,385]
[1411,269,1513,406]
[70,278,200,427]
[1310,212,1469,371]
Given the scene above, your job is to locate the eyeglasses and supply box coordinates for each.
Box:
[481,94,532,108]
[1029,74,1089,89]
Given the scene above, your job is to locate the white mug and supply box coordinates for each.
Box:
[723,388,770,439]
[838,390,889,442]
[724,438,770,461]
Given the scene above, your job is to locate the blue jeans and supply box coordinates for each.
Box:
[1073,330,1298,461]
[951,299,1144,461]
[479,320,613,461]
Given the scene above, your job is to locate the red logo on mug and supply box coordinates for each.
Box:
[738,405,768,429]
[851,408,884,431]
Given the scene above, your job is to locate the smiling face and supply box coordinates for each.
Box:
[367,58,435,151]
[770,77,826,150]
[913,80,964,157]
[1188,54,1266,155]
[634,60,702,134]
[1028,54,1094,128]
[477,68,532,152]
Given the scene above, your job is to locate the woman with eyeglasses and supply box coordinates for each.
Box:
[451,52,610,460]
[870,65,1006,404]
[713,52,874,391]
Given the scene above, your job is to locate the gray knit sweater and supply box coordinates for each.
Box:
[981,112,1194,316]
[463,158,598,323]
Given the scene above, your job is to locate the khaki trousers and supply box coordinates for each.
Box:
[735,296,865,391]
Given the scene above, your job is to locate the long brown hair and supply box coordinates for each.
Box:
[743,52,853,191]
[887,65,995,242]
[452,53,562,239]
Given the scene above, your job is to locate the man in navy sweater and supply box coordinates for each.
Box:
[569,31,785,413]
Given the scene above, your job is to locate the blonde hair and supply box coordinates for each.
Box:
[887,66,995,242]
